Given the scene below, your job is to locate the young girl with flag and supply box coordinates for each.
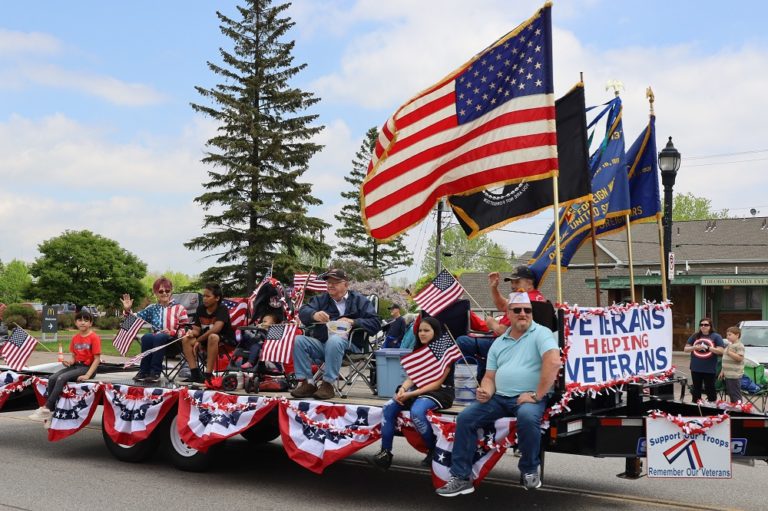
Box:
[368,317,455,470]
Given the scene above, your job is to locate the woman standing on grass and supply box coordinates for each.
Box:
[120,276,189,384]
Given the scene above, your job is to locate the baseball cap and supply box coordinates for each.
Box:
[503,265,536,282]
[320,268,348,281]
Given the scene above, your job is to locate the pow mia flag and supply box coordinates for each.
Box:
[448,83,591,238]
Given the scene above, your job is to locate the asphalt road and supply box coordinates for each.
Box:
[0,406,765,511]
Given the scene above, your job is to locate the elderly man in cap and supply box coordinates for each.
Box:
[290,268,381,400]
[382,304,406,348]
[456,265,548,381]
[436,292,560,497]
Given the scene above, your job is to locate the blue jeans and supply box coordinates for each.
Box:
[381,397,438,451]
[139,332,171,375]
[292,334,360,383]
[450,393,548,479]
[456,335,495,381]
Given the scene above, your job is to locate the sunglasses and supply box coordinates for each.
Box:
[156,289,172,295]
[510,307,532,315]
[700,323,710,327]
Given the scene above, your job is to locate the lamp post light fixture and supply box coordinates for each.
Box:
[659,136,681,294]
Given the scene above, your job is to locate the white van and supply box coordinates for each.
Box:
[739,320,768,366]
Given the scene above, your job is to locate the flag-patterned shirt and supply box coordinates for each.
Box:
[133,302,189,336]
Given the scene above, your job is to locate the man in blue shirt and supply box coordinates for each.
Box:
[437,292,561,497]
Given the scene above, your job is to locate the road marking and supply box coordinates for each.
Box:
[0,414,101,431]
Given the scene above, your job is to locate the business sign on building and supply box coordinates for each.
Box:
[646,416,731,478]
[700,277,768,286]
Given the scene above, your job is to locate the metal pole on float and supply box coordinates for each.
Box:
[647,87,668,302]
[625,213,636,303]
[435,199,443,276]
[553,175,563,305]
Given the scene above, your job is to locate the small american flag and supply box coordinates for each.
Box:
[0,328,38,371]
[413,269,465,315]
[294,273,326,292]
[401,333,462,388]
[113,314,146,356]
[261,324,297,364]
[223,298,248,327]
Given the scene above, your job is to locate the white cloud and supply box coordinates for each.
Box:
[305,118,361,195]
[0,29,61,56]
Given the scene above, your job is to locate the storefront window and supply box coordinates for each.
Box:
[721,287,762,310]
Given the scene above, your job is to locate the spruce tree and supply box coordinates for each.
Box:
[334,127,413,276]
[187,0,330,294]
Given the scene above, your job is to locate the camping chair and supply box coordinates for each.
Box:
[741,364,768,411]
[160,292,202,382]
[420,299,471,341]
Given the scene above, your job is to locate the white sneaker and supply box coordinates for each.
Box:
[28,407,51,421]
[43,418,52,430]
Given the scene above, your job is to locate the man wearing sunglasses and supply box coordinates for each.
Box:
[437,292,560,497]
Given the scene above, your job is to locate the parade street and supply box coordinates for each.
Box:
[0,405,764,511]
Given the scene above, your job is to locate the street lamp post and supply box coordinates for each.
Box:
[659,136,681,295]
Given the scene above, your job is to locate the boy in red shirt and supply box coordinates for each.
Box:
[29,310,101,422]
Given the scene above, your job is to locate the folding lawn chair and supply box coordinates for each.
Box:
[741,364,768,411]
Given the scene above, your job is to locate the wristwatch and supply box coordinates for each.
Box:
[530,392,540,402]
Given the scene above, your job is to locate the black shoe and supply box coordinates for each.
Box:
[420,449,434,468]
[181,369,204,384]
[368,449,393,471]
[143,374,161,384]
[132,372,148,382]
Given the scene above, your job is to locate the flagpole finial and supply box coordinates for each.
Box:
[646,86,655,116]
[605,79,624,97]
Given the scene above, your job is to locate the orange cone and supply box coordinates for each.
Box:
[57,341,64,363]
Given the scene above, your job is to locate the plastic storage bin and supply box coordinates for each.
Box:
[454,361,478,404]
[375,348,411,398]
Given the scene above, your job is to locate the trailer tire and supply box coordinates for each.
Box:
[240,408,280,444]
[164,413,217,472]
[101,422,158,463]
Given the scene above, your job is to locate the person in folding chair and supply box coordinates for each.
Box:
[180,282,237,384]
[290,268,381,400]
[120,276,189,384]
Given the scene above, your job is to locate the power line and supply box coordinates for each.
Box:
[686,156,768,168]
[687,148,768,160]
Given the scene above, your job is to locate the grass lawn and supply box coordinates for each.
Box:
[31,329,142,357]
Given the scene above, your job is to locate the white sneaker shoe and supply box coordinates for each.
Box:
[28,407,51,421]
[43,418,52,430]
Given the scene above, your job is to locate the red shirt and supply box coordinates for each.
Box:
[69,331,101,366]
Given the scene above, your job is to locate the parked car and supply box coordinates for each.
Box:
[739,320,768,366]
[21,302,44,315]
[52,303,77,314]
[81,306,101,318]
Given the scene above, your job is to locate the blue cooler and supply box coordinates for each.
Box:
[375,348,411,397]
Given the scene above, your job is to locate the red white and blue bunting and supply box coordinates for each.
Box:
[177,388,277,452]
[0,371,32,410]
[278,399,382,474]
[102,384,179,446]
[32,377,103,442]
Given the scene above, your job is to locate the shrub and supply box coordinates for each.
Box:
[5,304,37,325]
[4,314,27,329]
[57,312,75,330]
[27,316,42,331]
[96,315,121,330]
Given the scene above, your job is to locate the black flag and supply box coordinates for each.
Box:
[448,83,591,238]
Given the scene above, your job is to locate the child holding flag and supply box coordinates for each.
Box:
[29,310,101,423]
[369,317,457,470]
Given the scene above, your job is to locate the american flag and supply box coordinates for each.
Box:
[261,324,298,364]
[413,269,465,315]
[294,273,326,292]
[361,5,556,241]
[401,333,462,388]
[113,314,146,356]
[223,298,248,327]
[0,328,38,371]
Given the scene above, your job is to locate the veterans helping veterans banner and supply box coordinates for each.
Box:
[563,304,672,386]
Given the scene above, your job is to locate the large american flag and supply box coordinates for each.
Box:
[401,333,462,388]
[413,269,465,316]
[361,5,557,241]
[0,328,38,371]
[113,314,146,356]
[261,324,298,364]
[293,273,326,292]
[223,298,248,327]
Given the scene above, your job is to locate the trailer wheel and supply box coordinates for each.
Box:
[101,422,158,463]
[164,414,217,472]
[240,408,280,444]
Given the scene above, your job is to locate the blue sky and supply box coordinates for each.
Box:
[3,1,768,284]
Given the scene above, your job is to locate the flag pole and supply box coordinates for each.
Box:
[588,200,602,306]
[553,172,563,305]
[646,87,667,302]
[443,326,481,386]
[625,213,636,303]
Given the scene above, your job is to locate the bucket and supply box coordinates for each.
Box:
[454,361,478,405]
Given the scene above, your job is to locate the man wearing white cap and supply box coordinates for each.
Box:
[437,292,560,497]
